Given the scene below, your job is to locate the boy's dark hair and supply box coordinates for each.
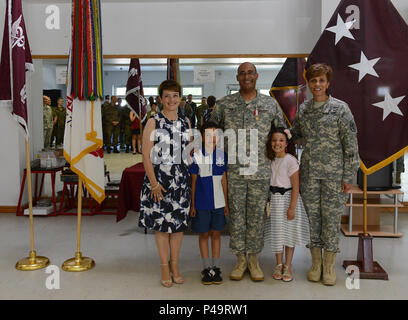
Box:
[158,80,182,97]
[207,96,216,108]
[200,121,221,135]
[266,126,296,161]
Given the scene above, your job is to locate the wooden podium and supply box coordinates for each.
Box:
[341,185,403,238]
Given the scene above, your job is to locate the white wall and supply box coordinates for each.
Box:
[24,0,322,55]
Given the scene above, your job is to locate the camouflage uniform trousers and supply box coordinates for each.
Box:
[43,127,53,148]
[227,177,270,255]
[124,125,132,147]
[56,127,65,146]
[300,179,348,253]
[105,124,120,148]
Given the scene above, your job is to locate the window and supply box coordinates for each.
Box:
[115,87,126,96]
[144,87,158,97]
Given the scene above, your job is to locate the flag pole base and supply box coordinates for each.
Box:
[62,251,95,272]
[15,250,50,271]
[343,233,388,280]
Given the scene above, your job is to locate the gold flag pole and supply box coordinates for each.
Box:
[363,172,368,236]
[343,170,388,280]
[16,139,50,271]
[62,177,95,272]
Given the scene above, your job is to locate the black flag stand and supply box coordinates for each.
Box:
[343,172,388,280]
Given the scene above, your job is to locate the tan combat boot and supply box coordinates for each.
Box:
[307,247,322,282]
[229,254,247,280]
[247,253,264,281]
[322,250,337,286]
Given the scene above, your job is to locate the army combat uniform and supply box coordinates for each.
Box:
[211,92,286,255]
[196,104,209,131]
[43,104,54,148]
[54,106,66,146]
[292,96,360,253]
[120,106,132,152]
[103,103,121,151]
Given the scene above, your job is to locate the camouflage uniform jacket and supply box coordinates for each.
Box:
[120,107,132,126]
[103,103,121,123]
[55,107,66,129]
[292,96,360,184]
[43,105,53,129]
[211,91,286,180]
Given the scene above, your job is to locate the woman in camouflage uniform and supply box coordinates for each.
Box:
[292,64,359,286]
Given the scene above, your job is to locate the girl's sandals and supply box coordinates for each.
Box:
[282,265,293,282]
[160,263,172,288]
[272,264,283,280]
[170,260,184,284]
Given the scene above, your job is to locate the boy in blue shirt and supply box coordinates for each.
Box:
[190,122,228,285]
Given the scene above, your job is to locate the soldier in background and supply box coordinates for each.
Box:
[102,95,111,149]
[54,97,66,147]
[291,63,359,286]
[156,95,163,112]
[121,104,132,153]
[178,96,190,118]
[50,102,58,148]
[196,97,209,130]
[102,95,120,153]
[43,95,54,149]
[196,96,209,131]
[186,94,197,128]
[210,62,286,282]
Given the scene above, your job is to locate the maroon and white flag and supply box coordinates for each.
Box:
[0,0,33,136]
[125,58,147,122]
[306,0,408,174]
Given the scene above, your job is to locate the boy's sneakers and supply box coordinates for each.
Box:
[212,267,223,284]
[201,267,223,285]
[201,267,214,285]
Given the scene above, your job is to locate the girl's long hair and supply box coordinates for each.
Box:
[266,126,297,161]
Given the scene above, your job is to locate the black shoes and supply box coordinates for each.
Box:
[113,147,120,153]
[212,267,223,284]
[201,268,213,285]
[106,147,111,154]
[201,267,223,285]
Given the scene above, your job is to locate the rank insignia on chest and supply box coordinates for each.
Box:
[254,108,259,121]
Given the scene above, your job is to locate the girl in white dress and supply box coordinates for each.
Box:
[264,127,310,282]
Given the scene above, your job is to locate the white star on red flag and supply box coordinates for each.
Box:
[325,14,355,45]
[372,93,404,121]
[306,0,408,173]
[349,51,381,82]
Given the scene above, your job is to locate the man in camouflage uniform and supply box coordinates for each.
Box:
[186,94,197,128]
[102,95,120,153]
[196,97,209,131]
[120,105,132,153]
[291,63,360,286]
[43,96,54,149]
[102,95,111,148]
[54,97,66,147]
[210,62,286,281]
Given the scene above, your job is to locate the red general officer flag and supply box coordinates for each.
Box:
[306,0,408,174]
[125,58,147,123]
[270,58,307,127]
[0,0,33,136]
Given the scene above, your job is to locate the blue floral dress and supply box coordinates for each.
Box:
[138,112,191,233]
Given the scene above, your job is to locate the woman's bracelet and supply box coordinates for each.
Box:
[151,183,160,191]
